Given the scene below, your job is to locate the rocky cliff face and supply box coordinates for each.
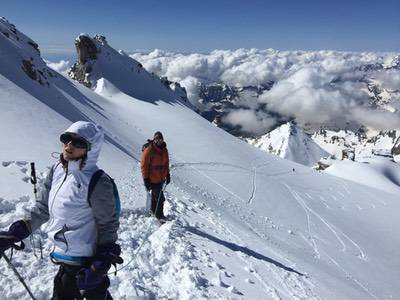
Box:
[69,34,100,87]
[197,82,275,135]
[0,17,57,87]
[68,34,189,105]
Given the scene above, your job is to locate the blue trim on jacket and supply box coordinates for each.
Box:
[50,251,90,266]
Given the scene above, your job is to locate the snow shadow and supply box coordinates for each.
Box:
[185,226,304,276]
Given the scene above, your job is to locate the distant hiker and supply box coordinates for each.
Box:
[141,131,171,220]
[0,121,122,300]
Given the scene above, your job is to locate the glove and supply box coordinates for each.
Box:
[76,244,123,291]
[144,178,151,191]
[166,173,171,185]
[0,220,30,253]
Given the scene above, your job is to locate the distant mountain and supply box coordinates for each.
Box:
[312,128,400,161]
[247,122,329,166]
[131,50,400,139]
[197,82,276,134]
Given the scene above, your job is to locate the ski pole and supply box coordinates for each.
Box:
[30,162,43,259]
[154,182,167,218]
[30,163,37,199]
[1,253,36,300]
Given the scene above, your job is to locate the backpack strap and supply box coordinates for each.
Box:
[87,169,121,218]
[87,169,105,206]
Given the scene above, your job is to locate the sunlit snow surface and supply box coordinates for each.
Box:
[1,17,400,299]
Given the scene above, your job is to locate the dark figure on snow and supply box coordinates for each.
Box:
[141,131,171,220]
[0,121,122,300]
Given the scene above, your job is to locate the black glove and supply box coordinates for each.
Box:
[166,173,171,185]
[144,178,151,191]
[76,243,123,291]
[0,220,30,253]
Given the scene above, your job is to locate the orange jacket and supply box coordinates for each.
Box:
[141,142,169,184]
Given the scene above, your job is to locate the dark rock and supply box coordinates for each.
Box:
[160,76,172,88]
[75,35,97,65]
[21,59,37,80]
[392,137,400,156]
[27,40,40,54]
[69,35,98,87]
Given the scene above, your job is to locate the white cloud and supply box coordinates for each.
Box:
[45,60,71,75]
[179,76,201,107]
[129,49,400,132]
[373,69,400,91]
[222,109,277,135]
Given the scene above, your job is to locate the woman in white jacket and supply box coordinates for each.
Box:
[0,121,121,300]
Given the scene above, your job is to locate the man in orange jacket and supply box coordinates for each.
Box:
[141,131,170,220]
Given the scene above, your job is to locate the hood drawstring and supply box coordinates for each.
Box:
[59,153,88,171]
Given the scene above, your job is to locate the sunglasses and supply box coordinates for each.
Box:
[60,133,91,151]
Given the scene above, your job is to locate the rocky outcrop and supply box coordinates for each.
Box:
[21,59,37,80]
[69,34,99,87]
[196,82,274,135]
[391,136,400,156]
[0,18,55,86]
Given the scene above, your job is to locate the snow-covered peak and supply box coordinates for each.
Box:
[386,55,400,70]
[312,128,400,160]
[0,17,57,87]
[0,17,40,56]
[248,122,329,166]
[69,33,190,106]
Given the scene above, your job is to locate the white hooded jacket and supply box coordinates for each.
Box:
[28,121,119,265]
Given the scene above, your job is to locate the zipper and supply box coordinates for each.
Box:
[48,164,68,227]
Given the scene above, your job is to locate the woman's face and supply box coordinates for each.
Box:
[61,133,88,161]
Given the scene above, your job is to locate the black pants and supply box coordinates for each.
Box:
[52,264,112,300]
[150,183,165,219]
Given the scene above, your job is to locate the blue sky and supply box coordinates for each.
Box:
[3,0,399,60]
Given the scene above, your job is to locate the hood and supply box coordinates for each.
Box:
[64,121,104,168]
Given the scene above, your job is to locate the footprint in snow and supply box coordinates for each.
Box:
[224,271,234,278]
[244,266,254,273]
[227,286,243,295]
[22,176,31,183]
[2,161,13,167]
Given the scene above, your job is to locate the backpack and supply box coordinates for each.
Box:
[87,169,121,218]
[142,139,155,159]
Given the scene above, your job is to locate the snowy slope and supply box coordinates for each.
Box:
[1,18,400,300]
[248,122,330,166]
[324,157,400,194]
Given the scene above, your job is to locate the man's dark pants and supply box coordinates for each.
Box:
[150,182,165,219]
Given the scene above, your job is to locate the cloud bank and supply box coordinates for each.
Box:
[131,49,400,133]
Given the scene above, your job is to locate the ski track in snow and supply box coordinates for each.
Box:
[188,165,247,203]
[282,183,377,300]
[170,161,318,299]
[190,187,318,300]
[283,183,367,259]
[0,159,388,299]
[247,161,270,205]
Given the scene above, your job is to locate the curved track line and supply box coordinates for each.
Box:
[189,166,247,202]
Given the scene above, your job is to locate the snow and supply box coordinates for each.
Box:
[325,157,400,195]
[1,18,400,300]
[248,122,329,166]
